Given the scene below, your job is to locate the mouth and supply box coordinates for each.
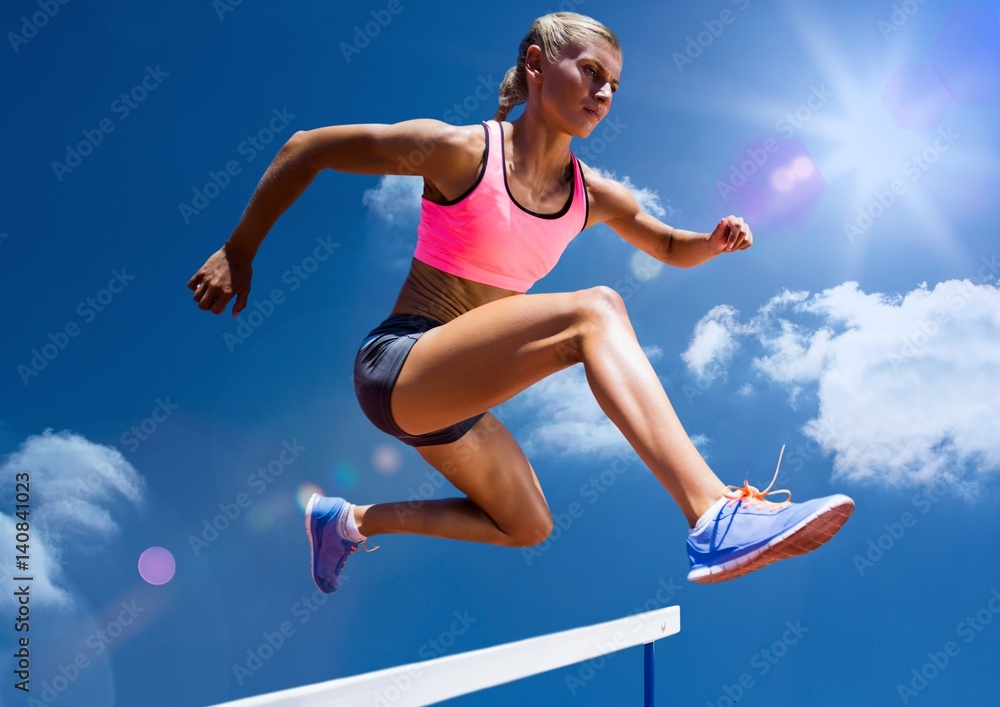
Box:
[584,106,602,121]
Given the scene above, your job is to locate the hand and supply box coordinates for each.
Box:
[708,215,753,253]
[187,246,253,316]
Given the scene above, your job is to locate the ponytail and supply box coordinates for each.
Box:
[493,64,526,121]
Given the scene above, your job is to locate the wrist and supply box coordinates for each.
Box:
[222,239,257,264]
[704,230,727,256]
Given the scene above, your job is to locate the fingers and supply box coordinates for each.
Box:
[192,281,213,310]
[210,295,230,315]
[191,281,232,313]
[233,290,249,317]
[723,215,752,252]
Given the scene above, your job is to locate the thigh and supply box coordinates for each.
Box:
[416,412,551,540]
[392,289,599,435]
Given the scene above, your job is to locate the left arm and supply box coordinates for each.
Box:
[584,166,752,268]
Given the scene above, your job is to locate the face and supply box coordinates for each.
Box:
[527,38,622,138]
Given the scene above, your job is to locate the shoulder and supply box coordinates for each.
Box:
[393,119,486,155]
[289,119,487,178]
[577,160,641,228]
[403,121,489,201]
[344,119,488,190]
[398,120,488,176]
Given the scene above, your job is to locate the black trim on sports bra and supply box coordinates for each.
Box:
[577,156,590,232]
[422,122,490,207]
[498,120,576,220]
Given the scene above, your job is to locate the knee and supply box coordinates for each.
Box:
[575,285,628,327]
[504,510,554,548]
[555,287,629,366]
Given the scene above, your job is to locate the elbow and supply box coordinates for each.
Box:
[666,258,697,269]
[281,130,310,157]
[279,130,320,174]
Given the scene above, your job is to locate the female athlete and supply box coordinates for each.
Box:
[188,12,853,590]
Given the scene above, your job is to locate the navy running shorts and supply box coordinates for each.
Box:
[353,313,486,447]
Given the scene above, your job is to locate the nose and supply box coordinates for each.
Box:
[595,82,613,102]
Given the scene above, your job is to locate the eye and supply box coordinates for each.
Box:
[585,66,597,77]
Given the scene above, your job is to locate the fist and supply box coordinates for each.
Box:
[710,215,752,253]
[187,247,253,316]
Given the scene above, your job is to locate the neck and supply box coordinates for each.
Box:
[505,104,574,187]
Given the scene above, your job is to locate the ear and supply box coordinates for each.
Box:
[524,44,545,85]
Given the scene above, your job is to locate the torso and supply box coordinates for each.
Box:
[389,258,518,323]
[390,121,593,323]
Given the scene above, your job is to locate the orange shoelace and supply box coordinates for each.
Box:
[723,444,793,511]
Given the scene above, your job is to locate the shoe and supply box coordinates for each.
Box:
[305,494,377,593]
[686,447,854,584]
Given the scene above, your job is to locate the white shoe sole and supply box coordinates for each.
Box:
[305,493,324,592]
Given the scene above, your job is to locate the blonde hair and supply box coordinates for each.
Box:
[493,12,621,122]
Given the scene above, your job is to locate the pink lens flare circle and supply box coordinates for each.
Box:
[372,443,402,475]
[138,546,176,585]
[715,138,826,231]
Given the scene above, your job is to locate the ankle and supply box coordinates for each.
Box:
[353,504,373,538]
[687,488,728,528]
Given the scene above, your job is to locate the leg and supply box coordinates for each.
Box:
[357,413,554,547]
[388,286,726,526]
[309,287,852,590]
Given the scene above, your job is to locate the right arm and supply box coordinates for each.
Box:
[188,120,479,315]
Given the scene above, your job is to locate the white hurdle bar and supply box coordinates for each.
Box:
[211,605,681,707]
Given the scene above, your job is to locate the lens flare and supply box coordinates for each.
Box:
[297,483,324,512]
[246,503,275,532]
[372,443,402,475]
[138,546,176,585]
[881,64,952,130]
[334,463,358,487]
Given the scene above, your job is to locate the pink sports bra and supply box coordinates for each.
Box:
[413,120,589,292]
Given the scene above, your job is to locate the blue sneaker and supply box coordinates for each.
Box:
[687,450,854,584]
[305,494,377,593]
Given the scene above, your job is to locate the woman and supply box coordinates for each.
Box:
[188,12,853,590]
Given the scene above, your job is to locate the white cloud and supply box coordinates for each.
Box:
[642,344,664,362]
[0,514,71,607]
[681,304,751,383]
[502,343,671,459]
[754,320,835,386]
[593,168,671,219]
[683,279,1000,490]
[508,366,632,459]
[758,288,810,316]
[362,175,423,225]
[0,430,146,609]
[690,434,711,459]
[630,249,663,282]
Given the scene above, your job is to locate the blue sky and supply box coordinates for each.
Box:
[2,0,999,705]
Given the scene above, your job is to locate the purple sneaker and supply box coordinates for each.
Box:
[305,494,376,593]
[687,448,854,583]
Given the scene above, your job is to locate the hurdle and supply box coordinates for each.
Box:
[211,605,680,706]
